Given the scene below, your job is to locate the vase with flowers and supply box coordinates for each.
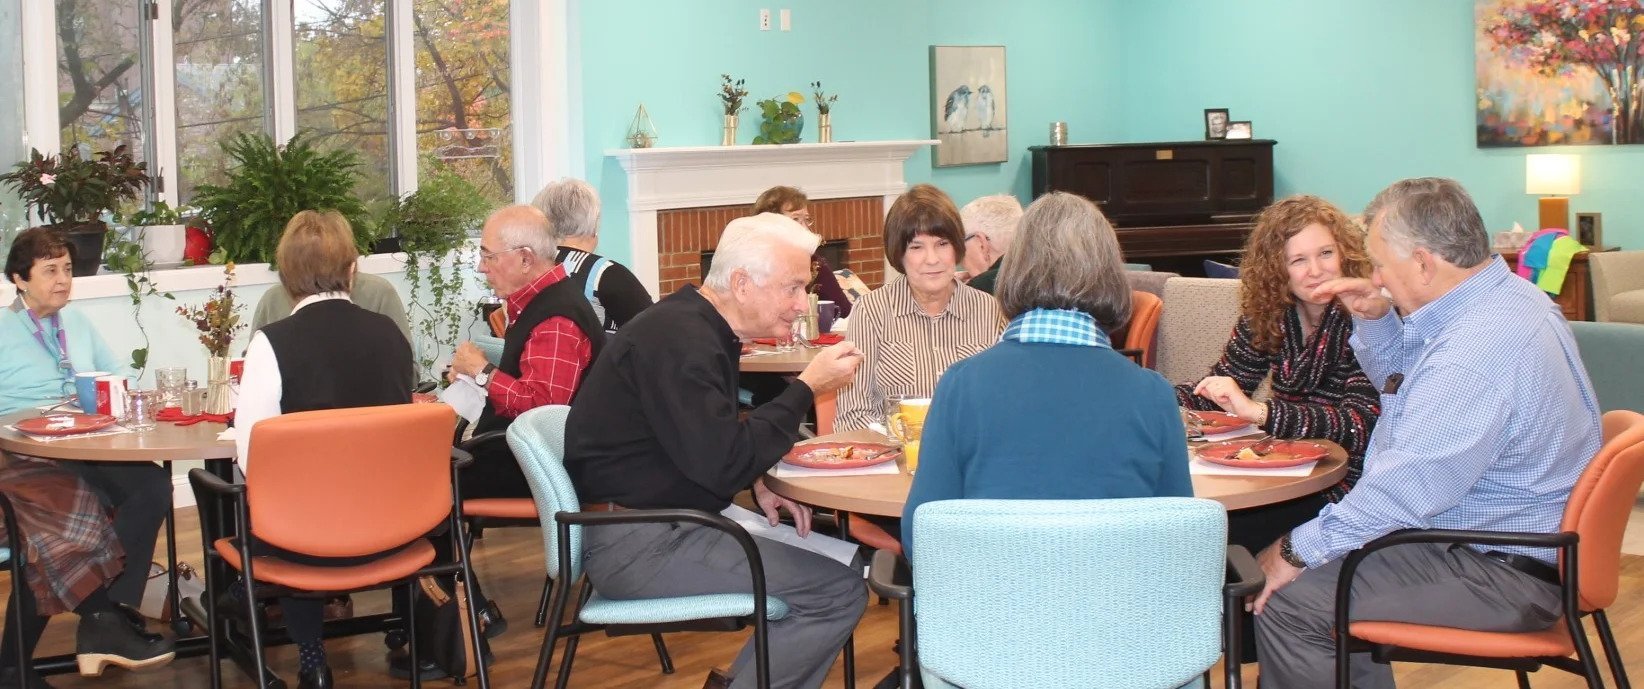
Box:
[753,92,806,145]
[176,264,245,414]
[0,145,150,276]
[811,81,839,143]
[719,74,749,145]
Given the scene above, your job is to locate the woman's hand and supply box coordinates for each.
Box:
[1193,376,1262,422]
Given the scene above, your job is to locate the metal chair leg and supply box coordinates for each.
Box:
[651,634,674,674]
[1516,670,1533,689]
[1593,609,1630,689]
[239,563,272,689]
[530,578,572,689]
[407,584,421,689]
[554,584,595,689]
[535,573,553,627]
[842,635,856,689]
[1566,614,1604,689]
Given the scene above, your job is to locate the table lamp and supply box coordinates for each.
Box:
[1525,154,1581,230]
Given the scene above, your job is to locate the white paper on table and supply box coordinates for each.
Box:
[740,349,782,358]
[438,375,488,424]
[721,504,860,568]
[770,459,902,478]
[1188,457,1318,477]
[8,425,134,443]
[1196,426,1262,442]
[217,428,238,442]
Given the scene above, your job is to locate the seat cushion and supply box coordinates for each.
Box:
[0,547,9,565]
[579,591,789,625]
[215,537,436,591]
[1203,260,1240,279]
[1610,290,1644,324]
[1351,620,1574,658]
[462,498,538,519]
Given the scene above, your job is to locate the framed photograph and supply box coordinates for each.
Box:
[1226,121,1253,140]
[931,45,1008,167]
[1204,108,1230,140]
[1576,212,1603,247]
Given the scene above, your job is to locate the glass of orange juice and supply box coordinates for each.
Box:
[903,438,921,474]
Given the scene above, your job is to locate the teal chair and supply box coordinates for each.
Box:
[507,405,818,689]
[1570,321,1644,413]
[473,335,504,368]
[907,498,1242,689]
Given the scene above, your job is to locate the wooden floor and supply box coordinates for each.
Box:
[6,508,1643,688]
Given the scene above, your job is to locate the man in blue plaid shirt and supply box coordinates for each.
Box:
[1251,178,1602,688]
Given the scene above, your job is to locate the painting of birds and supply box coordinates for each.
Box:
[973,85,995,136]
[943,85,972,133]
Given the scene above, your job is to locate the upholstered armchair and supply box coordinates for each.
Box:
[1589,250,1644,324]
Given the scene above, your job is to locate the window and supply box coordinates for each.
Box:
[295,0,391,201]
[0,0,23,239]
[414,0,512,204]
[55,0,148,165]
[173,0,268,201]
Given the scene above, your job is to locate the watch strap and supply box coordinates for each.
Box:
[1280,533,1307,569]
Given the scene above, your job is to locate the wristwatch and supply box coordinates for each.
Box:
[1279,533,1308,569]
[473,363,496,387]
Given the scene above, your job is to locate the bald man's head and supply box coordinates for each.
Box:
[485,205,554,258]
[478,205,558,295]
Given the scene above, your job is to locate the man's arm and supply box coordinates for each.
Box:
[486,317,591,416]
[1348,310,1407,391]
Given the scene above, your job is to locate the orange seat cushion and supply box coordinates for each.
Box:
[215,538,436,591]
[463,498,538,519]
[847,513,903,557]
[1350,619,1574,659]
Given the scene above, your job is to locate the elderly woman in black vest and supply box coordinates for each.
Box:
[235,210,414,688]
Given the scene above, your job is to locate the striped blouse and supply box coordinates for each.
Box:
[1174,303,1380,500]
[836,276,1006,432]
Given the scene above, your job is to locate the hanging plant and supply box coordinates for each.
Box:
[383,168,489,380]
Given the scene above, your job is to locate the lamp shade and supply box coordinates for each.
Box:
[1525,154,1581,195]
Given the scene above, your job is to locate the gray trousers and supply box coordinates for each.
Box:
[1255,542,1562,689]
[582,521,867,689]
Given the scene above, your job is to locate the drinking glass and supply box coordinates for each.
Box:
[124,390,160,432]
[155,367,187,408]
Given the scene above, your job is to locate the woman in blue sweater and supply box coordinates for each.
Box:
[902,192,1193,555]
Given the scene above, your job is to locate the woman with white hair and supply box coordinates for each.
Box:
[533,178,654,335]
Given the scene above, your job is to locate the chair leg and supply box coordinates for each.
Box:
[201,555,222,689]
[456,562,491,688]
[535,573,553,628]
[1517,670,1533,689]
[239,567,271,689]
[1593,609,1630,689]
[842,635,856,689]
[554,584,594,689]
[898,597,918,689]
[531,578,572,689]
[651,634,674,674]
[1566,614,1605,689]
[406,584,421,689]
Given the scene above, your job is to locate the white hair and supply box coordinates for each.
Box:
[703,213,820,291]
[490,205,556,259]
[531,178,602,240]
[960,194,1024,252]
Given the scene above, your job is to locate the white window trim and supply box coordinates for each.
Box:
[512,0,582,202]
[387,0,417,194]
[266,0,296,142]
[20,0,57,159]
[148,0,180,206]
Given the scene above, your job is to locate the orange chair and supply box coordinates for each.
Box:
[1333,410,1644,688]
[191,404,491,689]
[1122,290,1163,368]
[487,307,507,337]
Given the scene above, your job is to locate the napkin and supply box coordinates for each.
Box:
[770,459,903,478]
[1188,457,1318,477]
[157,407,234,426]
[9,425,134,443]
[811,333,844,346]
[721,504,860,567]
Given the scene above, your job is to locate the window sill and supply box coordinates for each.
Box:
[0,252,412,303]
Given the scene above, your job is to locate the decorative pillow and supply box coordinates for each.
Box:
[834,268,871,305]
[1203,260,1241,279]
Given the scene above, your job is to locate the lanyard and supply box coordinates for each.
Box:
[24,307,75,381]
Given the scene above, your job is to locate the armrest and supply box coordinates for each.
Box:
[554,508,771,619]
[188,467,245,496]
[450,447,474,470]
[867,549,911,601]
[1224,544,1264,598]
[1352,527,1575,554]
[413,381,438,394]
[458,430,508,455]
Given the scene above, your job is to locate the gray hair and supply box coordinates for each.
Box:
[703,213,821,291]
[996,192,1132,330]
[531,178,602,240]
[960,194,1024,252]
[487,205,556,260]
[1363,177,1489,268]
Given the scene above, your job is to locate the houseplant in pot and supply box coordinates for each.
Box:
[116,200,189,267]
[0,145,151,276]
[382,168,489,380]
[193,131,371,266]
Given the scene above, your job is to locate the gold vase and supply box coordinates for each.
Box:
[721,114,738,146]
[818,113,833,143]
[205,355,233,415]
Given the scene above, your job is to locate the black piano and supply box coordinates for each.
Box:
[1029,139,1276,276]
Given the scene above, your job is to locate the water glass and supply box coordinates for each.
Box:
[125,390,160,432]
[155,367,187,408]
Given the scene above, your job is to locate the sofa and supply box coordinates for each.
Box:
[1589,250,1644,324]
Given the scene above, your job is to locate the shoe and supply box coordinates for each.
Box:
[480,600,508,639]
[115,603,166,644]
[297,665,333,689]
[75,610,176,676]
[702,667,733,689]
[387,653,448,681]
[0,666,56,688]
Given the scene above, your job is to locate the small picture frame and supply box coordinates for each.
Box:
[1204,108,1230,140]
[1576,212,1603,248]
[1226,121,1254,140]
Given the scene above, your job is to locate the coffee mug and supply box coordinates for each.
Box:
[817,301,839,334]
[887,397,931,443]
[76,371,111,414]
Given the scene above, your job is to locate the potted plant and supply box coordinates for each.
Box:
[753,92,806,145]
[116,200,189,266]
[175,264,245,414]
[0,145,151,276]
[719,74,749,145]
[192,131,371,266]
[811,81,839,143]
[382,168,489,380]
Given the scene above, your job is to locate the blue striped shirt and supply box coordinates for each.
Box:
[1290,257,1600,566]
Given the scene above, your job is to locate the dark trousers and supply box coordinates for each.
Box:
[462,442,531,501]
[57,461,170,607]
[1227,491,1330,664]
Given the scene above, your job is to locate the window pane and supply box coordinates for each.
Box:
[295,0,390,202]
[174,0,266,203]
[0,0,23,242]
[415,0,512,204]
[56,0,147,168]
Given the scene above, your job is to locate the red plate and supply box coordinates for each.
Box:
[1197,439,1331,469]
[15,413,119,436]
[1186,410,1250,435]
[783,442,901,470]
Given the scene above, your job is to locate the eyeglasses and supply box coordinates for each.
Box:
[478,246,528,263]
[964,233,980,242]
[786,214,814,228]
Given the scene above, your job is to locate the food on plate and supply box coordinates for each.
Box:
[797,445,861,464]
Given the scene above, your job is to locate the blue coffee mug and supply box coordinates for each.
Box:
[75,371,110,413]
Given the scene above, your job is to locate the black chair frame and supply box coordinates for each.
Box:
[1333,528,1626,689]
[2,494,28,687]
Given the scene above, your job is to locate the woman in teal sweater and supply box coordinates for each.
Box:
[902,193,1193,555]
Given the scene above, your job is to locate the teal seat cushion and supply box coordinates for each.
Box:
[579,591,789,625]
[0,547,9,564]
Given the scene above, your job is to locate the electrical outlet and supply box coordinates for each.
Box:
[780,8,791,31]
[759,9,771,31]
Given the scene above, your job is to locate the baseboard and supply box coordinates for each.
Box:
[172,473,195,509]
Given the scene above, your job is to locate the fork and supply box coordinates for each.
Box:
[1246,435,1278,457]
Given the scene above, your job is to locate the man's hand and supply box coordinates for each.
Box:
[1192,376,1261,422]
[1312,277,1392,320]
[1251,538,1305,616]
[797,342,863,395]
[448,341,488,382]
[752,477,813,537]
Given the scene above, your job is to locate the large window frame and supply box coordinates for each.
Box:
[18,0,577,211]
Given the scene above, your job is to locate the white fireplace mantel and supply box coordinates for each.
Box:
[605,139,936,297]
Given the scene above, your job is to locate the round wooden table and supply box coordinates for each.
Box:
[0,410,234,461]
[739,344,821,374]
[764,429,1349,516]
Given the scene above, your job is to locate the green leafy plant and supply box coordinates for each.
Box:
[753,92,806,144]
[719,73,749,115]
[193,131,370,266]
[383,168,489,380]
[0,146,149,226]
[810,81,838,115]
[117,199,184,227]
[102,228,176,375]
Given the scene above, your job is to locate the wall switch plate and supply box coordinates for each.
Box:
[780,9,791,31]
[759,9,771,30]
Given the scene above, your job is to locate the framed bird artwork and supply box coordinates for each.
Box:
[931,45,1008,167]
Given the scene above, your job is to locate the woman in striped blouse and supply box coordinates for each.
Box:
[836,184,1005,432]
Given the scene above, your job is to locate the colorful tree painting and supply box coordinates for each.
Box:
[1477,0,1644,146]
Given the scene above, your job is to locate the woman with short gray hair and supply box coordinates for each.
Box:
[532,177,654,335]
[901,191,1191,555]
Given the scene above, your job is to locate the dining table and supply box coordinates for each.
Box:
[738,342,824,374]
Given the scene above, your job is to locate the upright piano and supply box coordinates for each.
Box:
[1029,140,1276,276]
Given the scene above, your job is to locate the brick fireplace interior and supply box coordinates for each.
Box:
[655,196,886,296]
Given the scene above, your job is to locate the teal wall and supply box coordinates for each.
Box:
[576,0,1126,264]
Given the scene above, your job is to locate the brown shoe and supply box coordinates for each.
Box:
[702,667,733,689]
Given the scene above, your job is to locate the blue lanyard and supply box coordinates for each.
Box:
[24,307,76,382]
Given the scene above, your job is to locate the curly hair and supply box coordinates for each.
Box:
[1238,195,1371,352]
